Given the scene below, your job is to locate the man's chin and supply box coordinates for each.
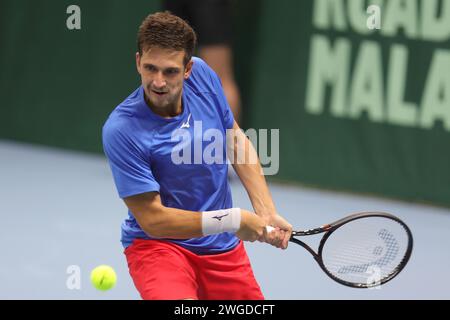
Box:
[146,95,168,108]
[149,101,167,109]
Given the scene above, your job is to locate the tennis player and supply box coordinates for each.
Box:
[102,12,292,300]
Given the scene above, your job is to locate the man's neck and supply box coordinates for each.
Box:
[144,95,183,118]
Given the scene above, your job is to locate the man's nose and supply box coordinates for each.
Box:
[153,73,166,88]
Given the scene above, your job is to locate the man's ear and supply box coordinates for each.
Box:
[136,52,141,74]
[184,59,194,79]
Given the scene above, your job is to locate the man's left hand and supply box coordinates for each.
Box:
[259,214,292,249]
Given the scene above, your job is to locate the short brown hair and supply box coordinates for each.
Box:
[137,11,197,66]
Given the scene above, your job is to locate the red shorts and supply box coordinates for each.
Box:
[124,239,264,300]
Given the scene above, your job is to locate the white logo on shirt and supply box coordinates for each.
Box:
[180,113,192,129]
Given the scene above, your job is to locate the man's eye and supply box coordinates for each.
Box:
[146,66,157,72]
[165,69,178,75]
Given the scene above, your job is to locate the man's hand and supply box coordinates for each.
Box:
[260,214,293,249]
[235,210,266,242]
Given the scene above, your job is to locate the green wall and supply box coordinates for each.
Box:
[0,0,161,152]
[245,0,450,206]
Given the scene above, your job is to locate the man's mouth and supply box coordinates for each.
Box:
[152,90,168,96]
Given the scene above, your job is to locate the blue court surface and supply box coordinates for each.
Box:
[1,140,449,299]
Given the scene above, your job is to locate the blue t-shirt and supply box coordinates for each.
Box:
[102,57,239,254]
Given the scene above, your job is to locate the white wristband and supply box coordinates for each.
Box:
[201,208,241,236]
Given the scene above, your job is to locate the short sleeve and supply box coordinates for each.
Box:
[211,72,235,129]
[193,57,235,130]
[102,122,160,198]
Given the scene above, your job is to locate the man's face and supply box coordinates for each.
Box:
[136,46,192,114]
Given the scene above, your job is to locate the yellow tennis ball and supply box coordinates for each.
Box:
[90,265,117,291]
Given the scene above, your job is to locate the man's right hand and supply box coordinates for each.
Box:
[235,210,266,242]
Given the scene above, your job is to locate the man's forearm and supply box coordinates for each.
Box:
[141,206,204,239]
[231,128,277,219]
[147,207,245,239]
[134,204,243,240]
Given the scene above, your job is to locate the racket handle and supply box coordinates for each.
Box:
[265,226,275,233]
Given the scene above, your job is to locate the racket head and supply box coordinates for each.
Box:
[316,212,413,288]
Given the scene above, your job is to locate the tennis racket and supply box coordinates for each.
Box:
[267,211,413,288]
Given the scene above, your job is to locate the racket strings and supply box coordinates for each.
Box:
[336,229,400,274]
[320,217,410,286]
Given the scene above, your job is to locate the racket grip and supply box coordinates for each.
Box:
[265,226,275,233]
